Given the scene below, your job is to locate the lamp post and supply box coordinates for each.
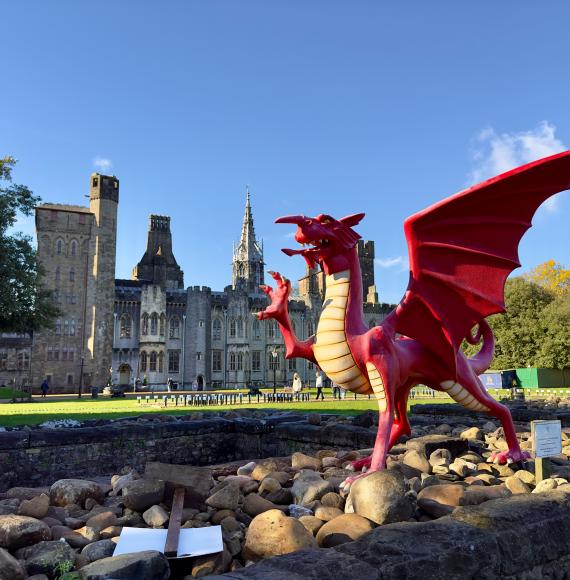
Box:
[223,307,228,390]
[78,354,85,399]
[272,348,277,394]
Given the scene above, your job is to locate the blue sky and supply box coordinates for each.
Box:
[2,1,569,303]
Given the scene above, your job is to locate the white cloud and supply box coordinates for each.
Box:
[375,256,404,268]
[469,121,566,212]
[93,156,113,173]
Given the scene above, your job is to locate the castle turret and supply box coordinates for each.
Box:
[232,189,264,293]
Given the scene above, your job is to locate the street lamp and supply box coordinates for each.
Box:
[272,348,278,395]
[78,354,85,399]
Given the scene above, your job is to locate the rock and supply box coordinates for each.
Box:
[265,488,294,505]
[320,492,345,510]
[81,539,118,563]
[513,470,535,485]
[307,413,321,426]
[0,515,51,550]
[144,463,212,507]
[505,476,531,494]
[417,484,466,518]
[352,411,375,428]
[315,513,374,547]
[17,494,50,519]
[292,471,333,505]
[211,510,235,525]
[21,540,76,577]
[460,427,484,441]
[206,483,240,511]
[475,473,502,486]
[143,505,169,527]
[449,458,476,478]
[265,471,291,486]
[0,547,25,580]
[85,497,101,511]
[258,478,281,495]
[494,464,515,478]
[242,509,317,561]
[79,550,170,579]
[6,488,49,502]
[237,462,256,477]
[533,479,559,493]
[350,471,415,525]
[322,457,341,468]
[402,449,431,474]
[288,504,313,518]
[407,435,468,459]
[314,506,343,521]
[221,517,242,534]
[86,511,117,533]
[111,471,138,495]
[298,515,324,535]
[462,485,512,505]
[100,525,122,539]
[291,452,321,471]
[46,506,67,523]
[122,479,165,512]
[251,459,281,482]
[191,546,232,577]
[242,494,284,517]
[50,480,104,508]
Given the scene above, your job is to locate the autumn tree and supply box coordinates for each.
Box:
[0,156,58,332]
[524,260,570,297]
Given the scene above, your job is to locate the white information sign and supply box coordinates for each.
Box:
[531,420,562,459]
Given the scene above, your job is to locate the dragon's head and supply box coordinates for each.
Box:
[276,212,365,273]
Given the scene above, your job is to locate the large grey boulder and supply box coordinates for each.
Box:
[0,515,51,550]
[81,539,117,563]
[79,550,170,579]
[292,471,334,505]
[349,471,415,525]
[19,540,76,577]
[122,479,165,512]
[50,479,104,508]
[0,547,25,580]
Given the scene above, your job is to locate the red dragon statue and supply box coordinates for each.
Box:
[258,151,570,488]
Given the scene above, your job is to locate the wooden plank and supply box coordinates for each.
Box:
[164,487,185,558]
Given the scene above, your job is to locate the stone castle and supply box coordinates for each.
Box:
[0,174,393,392]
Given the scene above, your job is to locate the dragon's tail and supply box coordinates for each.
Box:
[465,319,495,376]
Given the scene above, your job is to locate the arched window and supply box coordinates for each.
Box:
[55,267,61,284]
[56,239,64,255]
[267,320,275,339]
[69,267,75,282]
[212,319,222,341]
[252,318,261,340]
[291,320,297,334]
[141,313,149,336]
[70,240,78,256]
[55,319,62,334]
[64,320,69,335]
[307,320,314,336]
[229,318,236,338]
[229,352,237,371]
[169,316,180,339]
[159,314,166,336]
[158,352,164,373]
[140,351,147,372]
[150,351,157,372]
[150,313,158,335]
[237,318,244,338]
[120,314,132,338]
[237,352,243,370]
[69,319,76,336]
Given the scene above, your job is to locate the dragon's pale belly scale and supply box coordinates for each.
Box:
[314,270,371,395]
[439,380,489,412]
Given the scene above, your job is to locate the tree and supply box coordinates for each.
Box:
[0,156,58,332]
[535,296,570,369]
[524,260,570,297]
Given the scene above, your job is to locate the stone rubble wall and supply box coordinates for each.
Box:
[210,490,570,579]
[0,416,375,492]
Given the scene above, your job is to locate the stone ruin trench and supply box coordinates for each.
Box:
[3,400,570,579]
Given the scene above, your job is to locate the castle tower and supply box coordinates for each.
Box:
[357,240,378,303]
[86,173,120,388]
[232,189,264,293]
[132,215,184,289]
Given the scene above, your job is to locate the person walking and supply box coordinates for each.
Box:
[40,379,49,398]
[315,369,325,400]
[292,372,302,398]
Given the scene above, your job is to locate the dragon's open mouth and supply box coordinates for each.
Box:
[282,238,330,268]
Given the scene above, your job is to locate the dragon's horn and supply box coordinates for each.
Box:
[275,215,306,224]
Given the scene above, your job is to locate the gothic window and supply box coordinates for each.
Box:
[120,314,132,338]
[158,352,164,373]
[169,316,180,339]
[69,319,76,336]
[237,352,243,371]
[237,318,244,338]
[168,350,180,373]
[55,267,61,284]
[238,264,245,278]
[267,320,275,339]
[141,313,149,335]
[67,374,74,386]
[56,239,64,255]
[55,319,62,334]
[0,351,7,370]
[62,347,68,361]
[212,350,222,372]
[212,319,222,341]
[196,352,202,361]
[69,267,75,283]
[150,351,157,372]
[252,351,261,371]
[150,313,158,335]
[140,351,147,372]
[64,320,69,335]
[70,240,78,256]
[291,321,297,334]
[288,358,297,371]
[17,351,30,370]
[69,348,75,361]
[307,320,314,336]
[159,314,166,336]
[229,318,236,338]
[229,352,237,371]
[252,318,261,340]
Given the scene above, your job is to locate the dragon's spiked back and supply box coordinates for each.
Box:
[277,213,365,271]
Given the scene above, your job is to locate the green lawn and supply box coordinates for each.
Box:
[0,387,30,400]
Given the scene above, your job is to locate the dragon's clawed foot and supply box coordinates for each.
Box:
[489,449,531,464]
[339,470,373,493]
[348,455,372,472]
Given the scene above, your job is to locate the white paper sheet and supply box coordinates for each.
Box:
[113,526,223,559]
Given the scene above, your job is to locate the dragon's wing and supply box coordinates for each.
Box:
[390,150,570,377]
